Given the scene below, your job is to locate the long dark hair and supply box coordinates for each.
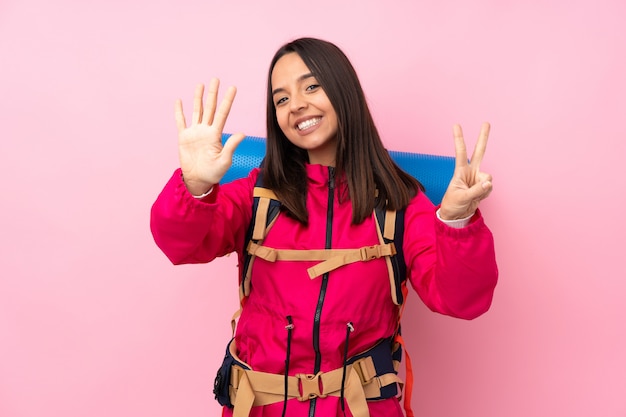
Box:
[264,37,423,224]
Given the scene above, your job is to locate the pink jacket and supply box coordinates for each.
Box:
[150,164,498,417]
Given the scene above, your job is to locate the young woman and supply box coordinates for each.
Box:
[151,37,498,417]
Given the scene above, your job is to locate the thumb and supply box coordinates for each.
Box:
[465,180,492,202]
[221,133,246,160]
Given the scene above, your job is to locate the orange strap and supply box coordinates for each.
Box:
[394,333,414,417]
[394,282,414,417]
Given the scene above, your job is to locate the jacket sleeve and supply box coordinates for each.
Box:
[404,191,498,320]
[149,168,257,265]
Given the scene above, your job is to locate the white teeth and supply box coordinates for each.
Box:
[297,118,321,130]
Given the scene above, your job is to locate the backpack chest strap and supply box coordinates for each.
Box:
[246,241,397,279]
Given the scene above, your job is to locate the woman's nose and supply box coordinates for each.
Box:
[289,93,307,112]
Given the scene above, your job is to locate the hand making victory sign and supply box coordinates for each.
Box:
[174,78,245,196]
[439,122,493,220]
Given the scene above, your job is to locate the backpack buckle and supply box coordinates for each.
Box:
[360,245,382,261]
[296,372,327,401]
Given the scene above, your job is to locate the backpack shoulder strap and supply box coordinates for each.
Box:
[374,205,406,306]
[240,171,281,300]
[374,204,415,417]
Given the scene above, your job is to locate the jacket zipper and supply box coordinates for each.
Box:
[309,166,335,417]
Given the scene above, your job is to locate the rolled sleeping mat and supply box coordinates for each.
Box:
[221,134,455,205]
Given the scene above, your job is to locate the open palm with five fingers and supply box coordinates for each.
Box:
[439,122,493,220]
[175,78,245,196]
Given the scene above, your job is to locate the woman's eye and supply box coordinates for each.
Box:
[306,84,320,91]
[276,97,288,106]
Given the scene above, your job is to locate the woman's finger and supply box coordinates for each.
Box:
[203,78,220,125]
[470,122,490,170]
[174,99,187,133]
[221,132,246,161]
[192,84,205,124]
[453,124,469,170]
[465,178,493,203]
[213,85,238,133]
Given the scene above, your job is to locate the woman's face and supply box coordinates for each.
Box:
[271,52,338,166]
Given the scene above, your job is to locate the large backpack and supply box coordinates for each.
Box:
[230,171,415,416]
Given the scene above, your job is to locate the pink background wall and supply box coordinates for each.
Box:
[1,0,624,416]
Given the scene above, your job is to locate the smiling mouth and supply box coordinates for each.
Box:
[297,118,321,130]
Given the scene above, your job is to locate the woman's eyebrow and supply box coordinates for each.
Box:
[272,73,315,95]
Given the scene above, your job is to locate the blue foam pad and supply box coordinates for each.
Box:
[221,134,454,205]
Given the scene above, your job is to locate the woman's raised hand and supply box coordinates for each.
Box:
[439,123,493,220]
[174,78,245,195]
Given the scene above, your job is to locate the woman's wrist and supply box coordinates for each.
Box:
[191,187,214,199]
[181,173,214,197]
[436,209,474,228]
